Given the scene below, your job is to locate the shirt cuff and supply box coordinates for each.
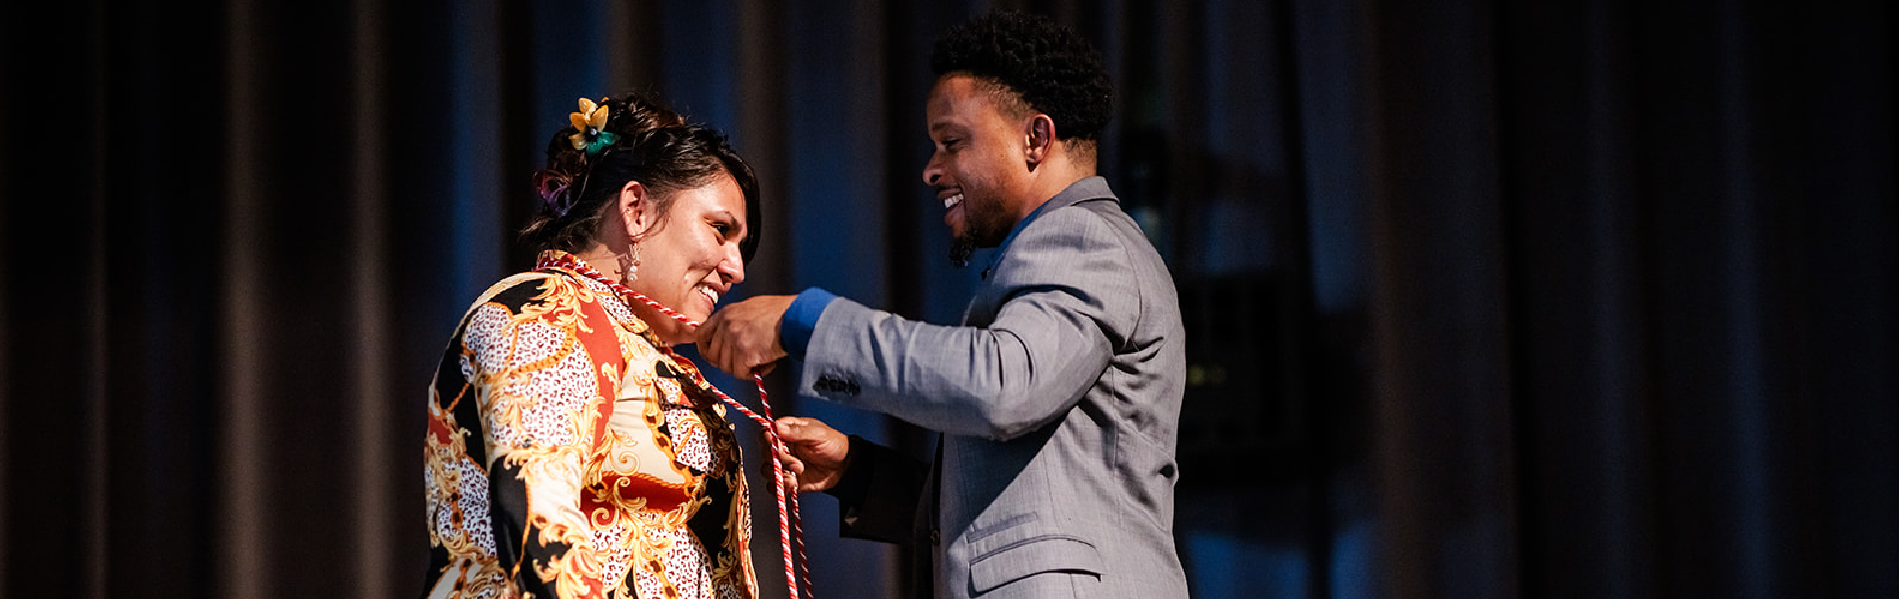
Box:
[780,287,837,361]
[824,435,877,504]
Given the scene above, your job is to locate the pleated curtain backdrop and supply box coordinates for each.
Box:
[0,0,927,596]
[3,0,1895,598]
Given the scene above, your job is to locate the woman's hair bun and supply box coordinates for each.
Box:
[517,92,761,259]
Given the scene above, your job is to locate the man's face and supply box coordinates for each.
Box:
[921,75,1031,266]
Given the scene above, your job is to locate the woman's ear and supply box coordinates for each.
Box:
[619,180,650,240]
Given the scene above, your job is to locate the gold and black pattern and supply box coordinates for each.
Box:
[424,251,755,599]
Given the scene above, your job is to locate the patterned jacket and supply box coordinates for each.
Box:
[424,252,755,599]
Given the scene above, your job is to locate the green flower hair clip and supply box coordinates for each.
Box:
[568,97,619,157]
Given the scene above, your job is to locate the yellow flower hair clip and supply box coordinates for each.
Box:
[568,97,619,157]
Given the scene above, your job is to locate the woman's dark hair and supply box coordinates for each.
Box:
[929,10,1115,142]
[519,92,761,260]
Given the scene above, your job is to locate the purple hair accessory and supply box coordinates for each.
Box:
[533,170,575,217]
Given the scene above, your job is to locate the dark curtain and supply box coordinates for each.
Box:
[2,1,1892,598]
[1358,1,1896,598]
[1490,2,1898,597]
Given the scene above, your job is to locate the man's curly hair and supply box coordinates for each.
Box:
[930,10,1115,142]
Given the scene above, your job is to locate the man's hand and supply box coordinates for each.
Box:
[698,294,796,376]
[769,416,851,493]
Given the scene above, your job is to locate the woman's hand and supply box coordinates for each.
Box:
[768,416,851,493]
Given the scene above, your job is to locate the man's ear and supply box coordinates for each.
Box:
[1025,114,1056,166]
[619,180,651,240]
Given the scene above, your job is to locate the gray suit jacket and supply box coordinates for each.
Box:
[801,177,1189,598]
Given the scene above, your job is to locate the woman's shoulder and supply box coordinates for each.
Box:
[464,271,574,315]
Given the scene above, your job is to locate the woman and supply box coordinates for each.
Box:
[423,93,761,599]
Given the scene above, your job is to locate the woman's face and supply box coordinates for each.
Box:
[627,174,748,343]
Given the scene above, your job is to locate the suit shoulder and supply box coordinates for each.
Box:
[1026,201,1167,265]
[1014,201,1128,248]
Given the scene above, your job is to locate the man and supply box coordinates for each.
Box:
[700,10,1188,599]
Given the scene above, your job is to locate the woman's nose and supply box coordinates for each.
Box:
[720,245,745,285]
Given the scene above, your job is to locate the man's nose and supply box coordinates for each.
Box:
[922,154,943,186]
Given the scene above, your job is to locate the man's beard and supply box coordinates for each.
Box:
[948,234,976,268]
[946,191,1002,268]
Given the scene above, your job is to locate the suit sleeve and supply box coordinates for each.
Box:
[798,207,1137,440]
[825,435,929,544]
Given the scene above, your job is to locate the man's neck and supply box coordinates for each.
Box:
[1016,158,1095,222]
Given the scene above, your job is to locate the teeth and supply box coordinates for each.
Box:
[700,286,719,304]
[943,193,964,209]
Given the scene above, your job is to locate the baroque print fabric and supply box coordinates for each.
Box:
[424,251,756,599]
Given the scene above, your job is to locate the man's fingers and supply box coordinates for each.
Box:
[700,317,756,375]
[775,416,813,440]
[710,340,743,376]
[696,319,724,368]
[777,447,805,473]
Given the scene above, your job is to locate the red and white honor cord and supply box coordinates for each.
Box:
[538,255,814,599]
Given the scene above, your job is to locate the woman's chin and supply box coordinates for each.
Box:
[676,301,711,324]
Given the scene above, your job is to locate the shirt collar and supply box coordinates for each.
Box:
[982,176,1118,279]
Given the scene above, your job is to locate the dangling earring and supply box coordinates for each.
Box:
[620,241,641,284]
